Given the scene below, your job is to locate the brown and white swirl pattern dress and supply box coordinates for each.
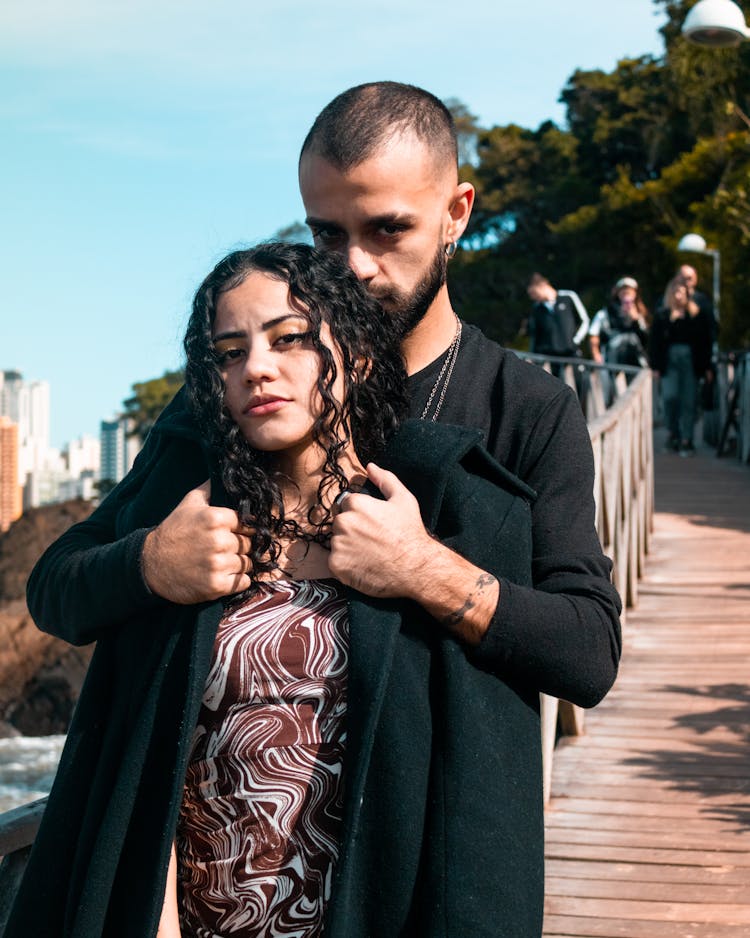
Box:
[177,578,349,938]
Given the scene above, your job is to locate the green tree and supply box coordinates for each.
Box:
[273,221,313,244]
[122,370,184,442]
[560,56,691,187]
[445,97,482,168]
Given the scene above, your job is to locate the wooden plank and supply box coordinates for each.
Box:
[547,798,750,821]
[543,915,750,937]
[545,895,750,924]
[545,826,750,856]
[546,810,750,838]
[545,841,750,866]
[545,877,750,904]
[549,782,748,804]
[545,859,750,886]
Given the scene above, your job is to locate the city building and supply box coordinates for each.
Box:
[0,370,50,488]
[1,370,108,509]
[66,434,101,479]
[0,417,22,532]
[100,416,137,488]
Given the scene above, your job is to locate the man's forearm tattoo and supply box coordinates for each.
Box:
[441,572,498,629]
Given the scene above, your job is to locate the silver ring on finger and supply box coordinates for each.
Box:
[333,490,351,514]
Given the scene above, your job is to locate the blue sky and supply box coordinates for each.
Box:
[1,0,665,447]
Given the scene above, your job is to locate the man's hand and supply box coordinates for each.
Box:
[141,481,253,604]
[329,463,435,600]
[330,464,500,645]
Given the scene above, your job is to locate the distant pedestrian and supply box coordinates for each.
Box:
[589,276,649,405]
[650,276,714,455]
[526,273,590,370]
[589,276,649,369]
[678,264,713,320]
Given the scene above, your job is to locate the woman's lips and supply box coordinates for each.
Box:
[244,396,288,416]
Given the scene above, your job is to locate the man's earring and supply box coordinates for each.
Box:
[445,241,458,259]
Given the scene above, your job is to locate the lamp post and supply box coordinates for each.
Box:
[677,232,721,323]
[681,0,749,46]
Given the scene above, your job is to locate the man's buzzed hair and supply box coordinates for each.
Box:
[300,81,458,173]
[527,272,551,289]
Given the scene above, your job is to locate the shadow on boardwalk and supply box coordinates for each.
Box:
[543,429,750,937]
[626,681,750,831]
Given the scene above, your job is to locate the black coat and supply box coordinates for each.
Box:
[8,417,548,938]
[528,294,580,357]
[649,307,714,376]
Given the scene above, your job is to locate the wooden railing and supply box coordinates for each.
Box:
[0,356,656,918]
[515,355,655,802]
[709,350,750,462]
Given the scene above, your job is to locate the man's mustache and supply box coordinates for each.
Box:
[366,287,401,306]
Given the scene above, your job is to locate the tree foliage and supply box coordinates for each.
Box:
[122,370,184,441]
[451,0,750,350]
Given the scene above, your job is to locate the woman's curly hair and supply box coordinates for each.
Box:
[183,241,408,585]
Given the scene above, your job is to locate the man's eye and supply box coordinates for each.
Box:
[310,226,342,244]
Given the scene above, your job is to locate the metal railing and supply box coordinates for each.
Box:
[0,798,45,933]
[0,354,656,914]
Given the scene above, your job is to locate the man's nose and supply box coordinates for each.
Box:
[346,245,379,282]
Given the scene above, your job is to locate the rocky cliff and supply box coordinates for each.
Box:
[0,500,94,736]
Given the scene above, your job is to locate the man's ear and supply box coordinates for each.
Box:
[446,182,475,244]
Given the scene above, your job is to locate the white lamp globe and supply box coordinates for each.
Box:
[678,233,709,252]
[682,0,750,47]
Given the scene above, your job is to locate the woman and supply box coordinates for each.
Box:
[650,275,713,455]
[161,243,408,936]
[589,276,649,369]
[7,243,544,937]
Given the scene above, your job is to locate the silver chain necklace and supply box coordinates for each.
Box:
[420,316,462,421]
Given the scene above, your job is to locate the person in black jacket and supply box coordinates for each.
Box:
[526,273,590,363]
[16,82,621,938]
[650,275,714,455]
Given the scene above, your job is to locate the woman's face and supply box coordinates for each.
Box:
[212,271,345,462]
[672,283,688,308]
[618,287,637,318]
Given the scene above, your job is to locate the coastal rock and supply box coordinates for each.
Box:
[0,500,95,735]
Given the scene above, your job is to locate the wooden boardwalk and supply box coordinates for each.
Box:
[543,431,750,937]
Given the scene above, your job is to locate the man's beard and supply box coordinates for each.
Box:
[369,243,447,340]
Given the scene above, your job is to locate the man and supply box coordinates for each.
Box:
[24,83,620,937]
[677,262,718,361]
[526,271,590,361]
[678,263,713,320]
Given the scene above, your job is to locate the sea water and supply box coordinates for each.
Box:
[0,735,65,813]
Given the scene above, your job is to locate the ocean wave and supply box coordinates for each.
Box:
[0,735,65,813]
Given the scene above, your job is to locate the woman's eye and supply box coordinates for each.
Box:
[275,331,311,347]
[216,347,244,365]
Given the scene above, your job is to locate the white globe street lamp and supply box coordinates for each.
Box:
[677,232,721,322]
[681,0,749,47]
